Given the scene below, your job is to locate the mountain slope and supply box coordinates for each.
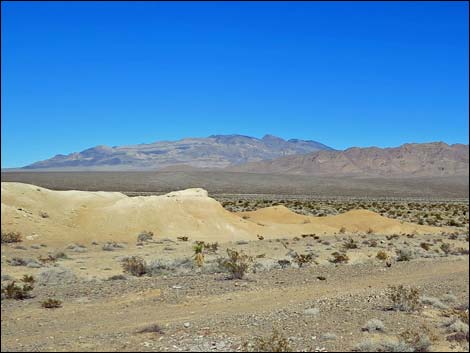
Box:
[227,142,469,177]
[23,134,333,170]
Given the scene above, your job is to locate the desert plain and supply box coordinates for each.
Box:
[1,172,469,352]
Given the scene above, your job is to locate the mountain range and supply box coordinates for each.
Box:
[227,142,469,177]
[23,134,333,170]
[21,135,468,178]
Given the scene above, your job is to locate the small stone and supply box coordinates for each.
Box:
[183,322,190,328]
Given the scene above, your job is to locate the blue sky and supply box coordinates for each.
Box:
[1,1,468,168]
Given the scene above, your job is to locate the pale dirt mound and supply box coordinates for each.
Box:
[1,183,448,246]
[310,209,443,235]
[238,205,311,224]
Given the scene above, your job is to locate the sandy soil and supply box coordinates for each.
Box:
[1,182,468,352]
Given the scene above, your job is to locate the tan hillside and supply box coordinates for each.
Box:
[1,183,449,246]
[227,142,469,177]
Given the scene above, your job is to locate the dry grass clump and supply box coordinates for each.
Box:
[1,231,22,244]
[1,275,35,300]
[242,329,292,352]
[387,285,421,312]
[218,248,253,279]
[121,256,148,277]
[41,298,62,309]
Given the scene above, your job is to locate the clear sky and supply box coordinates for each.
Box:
[1,1,469,168]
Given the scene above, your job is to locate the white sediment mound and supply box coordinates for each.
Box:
[1,182,447,246]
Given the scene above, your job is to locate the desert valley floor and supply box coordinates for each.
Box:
[1,178,469,352]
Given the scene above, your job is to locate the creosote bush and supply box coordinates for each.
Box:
[242,329,292,352]
[343,238,358,250]
[329,252,349,264]
[388,285,421,312]
[291,253,315,268]
[1,231,22,244]
[41,298,62,309]
[218,248,253,279]
[121,256,147,277]
[1,275,35,300]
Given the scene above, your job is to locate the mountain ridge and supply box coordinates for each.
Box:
[226,141,469,177]
[23,134,333,170]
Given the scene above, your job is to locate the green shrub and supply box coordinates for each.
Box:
[218,249,253,279]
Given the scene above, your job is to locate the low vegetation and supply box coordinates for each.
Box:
[388,285,421,312]
[218,248,253,279]
[242,329,292,352]
[1,275,35,300]
[121,256,148,277]
[1,231,22,244]
[41,298,62,309]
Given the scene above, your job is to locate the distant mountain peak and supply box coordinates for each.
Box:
[23,134,332,171]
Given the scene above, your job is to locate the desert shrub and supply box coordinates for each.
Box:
[399,327,433,352]
[107,274,127,281]
[218,248,253,279]
[7,257,28,266]
[121,256,147,277]
[37,266,77,286]
[388,285,421,312]
[354,327,432,352]
[137,231,153,242]
[38,251,67,264]
[366,228,374,234]
[339,226,346,234]
[102,241,125,251]
[177,236,189,242]
[376,250,388,261]
[421,296,448,310]
[136,323,164,334]
[446,319,469,335]
[193,242,205,267]
[420,242,432,251]
[1,276,35,300]
[329,252,349,264]
[203,242,219,253]
[440,243,452,255]
[278,259,291,269]
[362,319,385,332]
[291,253,315,268]
[257,235,264,240]
[1,231,22,244]
[39,211,49,218]
[41,298,62,309]
[396,248,414,262]
[242,329,292,352]
[343,238,359,250]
